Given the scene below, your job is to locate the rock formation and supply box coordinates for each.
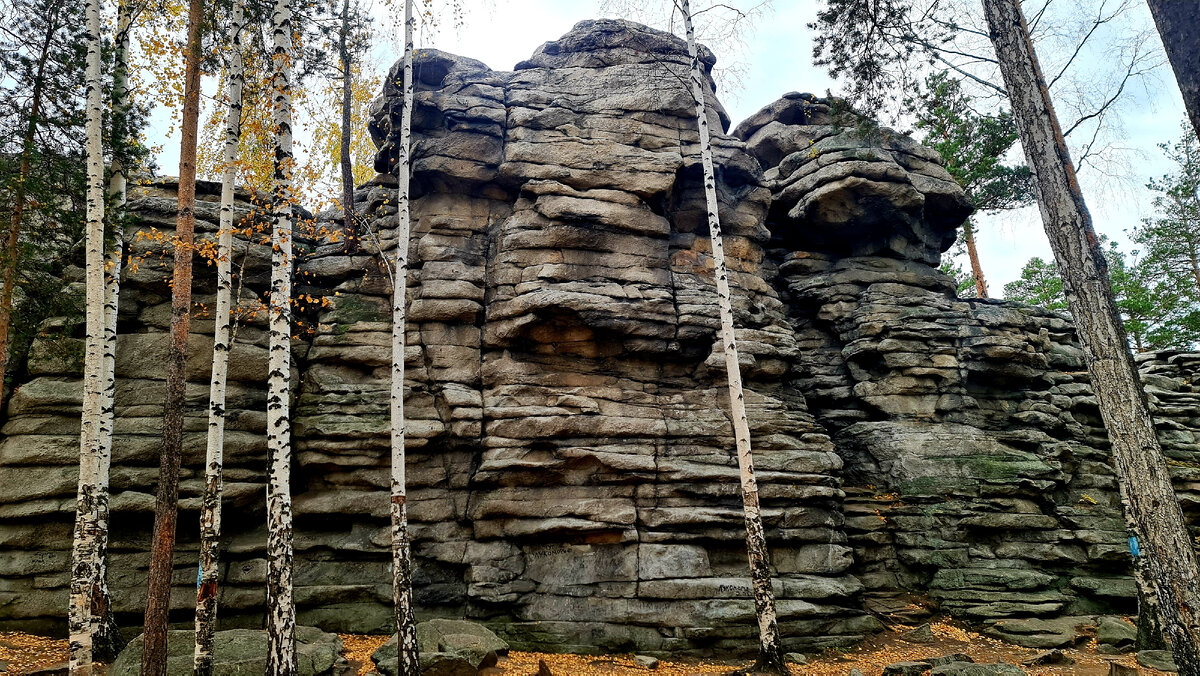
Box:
[1,19,1198,656]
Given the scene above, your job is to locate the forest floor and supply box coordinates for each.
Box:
[0,619,1170,675]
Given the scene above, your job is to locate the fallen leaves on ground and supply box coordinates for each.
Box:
[500,651,757,675]
[339,633,390,675]
[791,621,1152,676]
[0,619,1173,675]
[0,631,68,674]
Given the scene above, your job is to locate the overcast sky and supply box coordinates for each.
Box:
[148,0,1191,297]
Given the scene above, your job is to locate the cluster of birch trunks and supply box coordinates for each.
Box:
[61,0,796,673]
[61,0,1200,675]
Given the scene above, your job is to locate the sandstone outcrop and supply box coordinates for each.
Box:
[1,18,1197,656]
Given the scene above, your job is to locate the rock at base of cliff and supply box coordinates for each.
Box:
[109,626,346,675]
[930,663,1024,676]
[372,619,508,676]
[1096,616,1136,652]
[1137,649,1178,672]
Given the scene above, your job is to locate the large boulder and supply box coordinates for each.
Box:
[109,626,346,675]
[1096,616,1136,652]
[372,619,508,676]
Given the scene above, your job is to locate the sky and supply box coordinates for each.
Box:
[147,0,1191,298]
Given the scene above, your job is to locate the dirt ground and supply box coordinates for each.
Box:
[0,620,1170,675]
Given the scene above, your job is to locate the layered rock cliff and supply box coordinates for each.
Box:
[1,19,1198,656]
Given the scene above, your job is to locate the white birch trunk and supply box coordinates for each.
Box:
[195,3,245,672]
[678,1,786,672]
[390,1,418,673]
[983,1,1200,673]
[89,0,133,659]
[267,0,297,670]
[68,0,107,670]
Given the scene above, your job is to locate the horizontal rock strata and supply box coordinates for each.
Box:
[1,18,1196,656]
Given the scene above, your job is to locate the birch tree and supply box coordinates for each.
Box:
[982,0,1200,672]
[676,1,786,672]
[195,1,245,672]
[67,0,107,669]
[142,0,205,669]
[390,0,418,672]
[90,0,136,660]
[267,0,298,668]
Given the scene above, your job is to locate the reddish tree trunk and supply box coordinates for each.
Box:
[141,0,204,671]
[963,221,989,297]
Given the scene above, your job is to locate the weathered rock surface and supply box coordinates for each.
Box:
[1137,649,1178,672]
[883,661,932,676]
[109,627,346,675]
[930,664,1023,676]
[373,619,507,676]
[1,17,1198,657]
[1096,616,1136,652]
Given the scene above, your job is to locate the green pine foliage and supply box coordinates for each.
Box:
[1133,123,1200,303]
[1,0,90,388]
[912,72,1033,213]
[1005,235,1200,352]
[1004,257,1067,311]
[912,72,1033,296]
[0,0,153,392]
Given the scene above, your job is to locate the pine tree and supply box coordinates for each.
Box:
[1006,241,1200,351]
[0,2,87,408]
[677,1,786,672]
[142,0,205,669]
[1135,124,1200,296]
[195,1,246,672]
[0,0,83,399]
[912,72,1033,298]
[1004,257,1067,311]
[984,0,1200,672]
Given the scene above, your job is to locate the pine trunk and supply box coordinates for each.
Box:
[267,0,298,670]
[984,2,1200,673]
[963,220,989,298]
[141,0,204,671]
[390,2,418,673]
[339,0,358,253]
[195,3,245,672]
[67,0,106,671]
[0,6,58,403]
[1147,0,1200,141]
[678,2,786,672]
